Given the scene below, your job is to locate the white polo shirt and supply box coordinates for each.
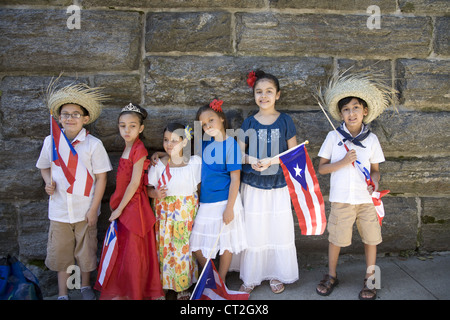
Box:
[318,126,385,205]
[36,128,112,223]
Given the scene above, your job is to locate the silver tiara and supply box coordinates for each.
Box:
[121,103,143,115]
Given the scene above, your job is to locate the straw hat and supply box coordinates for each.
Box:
[46,77,108,124]
[315,68,397,124]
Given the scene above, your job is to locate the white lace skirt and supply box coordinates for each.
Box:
[190,193,247,260]
[232,183,299,286]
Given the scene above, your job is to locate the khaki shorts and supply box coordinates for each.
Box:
[327,202,382,247]
[45,220,98,272]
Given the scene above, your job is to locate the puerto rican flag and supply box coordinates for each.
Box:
[354,160,390,225]
[96,221,118,288]
[50,116,93,197]
[190,259,249,300]
[279,144,326,235]
[157,160,172,189]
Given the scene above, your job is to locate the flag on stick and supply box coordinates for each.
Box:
[96,221,118,288]
[354,160,389,225]
[278,142,326,236]
[157,159,172,189]
[50,115,93,197]
[190,259,249,300]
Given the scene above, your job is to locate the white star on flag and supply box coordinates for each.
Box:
[294,163,302,177]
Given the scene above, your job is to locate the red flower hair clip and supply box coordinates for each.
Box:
[247,71,257,88]
[209,99,223,113]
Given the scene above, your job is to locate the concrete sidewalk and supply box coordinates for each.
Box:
[45,251,449,300]
[226,251,450,300]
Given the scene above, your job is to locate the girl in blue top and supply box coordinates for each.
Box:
[236,70,299,294]
[190,99,247,283]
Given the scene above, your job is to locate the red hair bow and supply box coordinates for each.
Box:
[247,71,257,88]
[209,99,223,112]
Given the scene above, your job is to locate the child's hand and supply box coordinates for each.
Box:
[367,180,379,195]
[155,185,168,199]
[109,208,122,222]
[343,149,357,165]
[85,208,98,227]
[223,207,234,225]
[45,181,56,196]
[252,158,271,172]
[150,152,160,166]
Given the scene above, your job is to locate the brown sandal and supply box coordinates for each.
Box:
[316,274,339,296]
[359,278,377,300]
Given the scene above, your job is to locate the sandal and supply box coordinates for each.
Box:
[358,278,377,300]
[269,279,285,294]
[316,274,339,296]
[177,290,191,300]
[239,283,254,294]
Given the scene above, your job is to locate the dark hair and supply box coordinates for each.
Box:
[337,96,368,111]
[163,122,187,139]
[163,122,193,159]
[119,104,148,125]
[253,70,280,92]
[195,104,229,131]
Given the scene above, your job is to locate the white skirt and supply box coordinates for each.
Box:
[232,183,299,286]
[190,193,247,260]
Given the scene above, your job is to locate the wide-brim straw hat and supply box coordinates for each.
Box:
[46,77,108,124]
[315,68,397,124]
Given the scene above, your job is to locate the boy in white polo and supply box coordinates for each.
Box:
[314,70,397,300]
[36,81,112,300]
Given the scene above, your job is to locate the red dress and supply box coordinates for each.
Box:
[96,139,163,300]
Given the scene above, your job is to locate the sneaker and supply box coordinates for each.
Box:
[81,286,96,300]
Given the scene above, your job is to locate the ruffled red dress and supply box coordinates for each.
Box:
[96,139,163,300]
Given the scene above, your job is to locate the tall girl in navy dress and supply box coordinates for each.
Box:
[236,70,299,294]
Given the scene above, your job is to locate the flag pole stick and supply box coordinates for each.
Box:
[190,223,226,300]
[270,139,309,160]
[317,102,346,147]
[50,114,53,201]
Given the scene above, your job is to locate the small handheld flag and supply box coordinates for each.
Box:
[190,259,249,300]
[157,159,172,189]
[354,160,390,225]
[96,221,119,288]
[278,142,326,236]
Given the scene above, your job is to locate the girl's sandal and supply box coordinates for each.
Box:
[316,274,339,296]
[239,283,255,294]
[177,290,191,300]
[269,279,285,294]
[358,278,377,300]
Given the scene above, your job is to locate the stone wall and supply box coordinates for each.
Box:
[0,0,448,296]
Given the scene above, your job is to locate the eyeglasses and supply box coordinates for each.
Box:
[60,112,84,119]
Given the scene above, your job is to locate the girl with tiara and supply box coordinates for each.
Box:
[236,70,299,294]
[147,123,201,300]
[95,103,163,300]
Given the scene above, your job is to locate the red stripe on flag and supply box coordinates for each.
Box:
[304,147,326,234]
[280,158,308,234]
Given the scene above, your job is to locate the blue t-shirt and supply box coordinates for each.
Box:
[239,112,296,189]
[200,137,242,203]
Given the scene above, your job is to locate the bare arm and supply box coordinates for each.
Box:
[368,163,380,195]
[222,170,240,225]
[40,168,55,196]
[109,156,145,221]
